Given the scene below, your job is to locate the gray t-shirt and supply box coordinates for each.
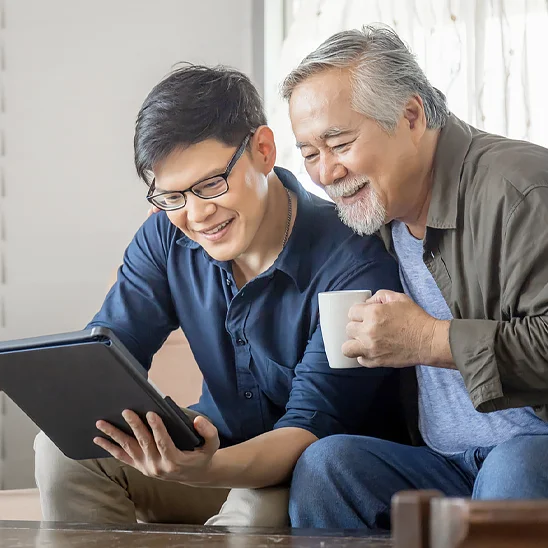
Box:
[392,220,548,454]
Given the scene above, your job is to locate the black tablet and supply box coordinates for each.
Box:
[0,327,204,460]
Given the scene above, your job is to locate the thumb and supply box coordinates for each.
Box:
[367,289,407,305]
[193,416,219,450]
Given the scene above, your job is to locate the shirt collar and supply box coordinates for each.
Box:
[175,166,317,292]
[427,114,473,230]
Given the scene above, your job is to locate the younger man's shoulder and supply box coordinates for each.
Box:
[132,209,183,260]
[295,191,392,272]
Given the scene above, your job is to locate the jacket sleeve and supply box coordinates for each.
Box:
[450,186,548,416]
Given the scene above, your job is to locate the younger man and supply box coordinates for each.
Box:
[35,65,404,526]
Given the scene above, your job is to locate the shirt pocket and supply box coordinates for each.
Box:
[263,357,296,407]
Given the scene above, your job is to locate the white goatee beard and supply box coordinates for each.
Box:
[325,177,386,236]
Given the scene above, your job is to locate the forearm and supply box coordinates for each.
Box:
[188,427,317,489]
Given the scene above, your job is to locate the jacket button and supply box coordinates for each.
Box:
[236,338,246,346]
[244,391,253,399]
[226,278,232,286]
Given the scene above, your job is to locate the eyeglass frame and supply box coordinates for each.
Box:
[146,133,252,211]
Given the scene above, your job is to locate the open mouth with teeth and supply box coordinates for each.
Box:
[341,181,367,198]
[200,218,235,241]
[341,181,369,201]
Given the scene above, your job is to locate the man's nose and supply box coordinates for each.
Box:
[319,153,347,187]
[174,194,217,226]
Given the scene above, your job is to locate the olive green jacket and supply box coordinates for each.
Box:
[379,114,548,441]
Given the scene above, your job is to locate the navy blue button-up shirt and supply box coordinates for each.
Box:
[89,168,403,447]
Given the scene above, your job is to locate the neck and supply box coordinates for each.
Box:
[232,172,295,288]
[399,129,440,240]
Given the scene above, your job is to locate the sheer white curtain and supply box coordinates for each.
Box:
[268,0,548,194]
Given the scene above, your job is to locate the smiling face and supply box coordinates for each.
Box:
[288,68,426,235]
[152,133,272,262]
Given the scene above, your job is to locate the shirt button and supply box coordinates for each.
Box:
[226,278,232,286]
[244,391,253,399]
[236,338,246,346]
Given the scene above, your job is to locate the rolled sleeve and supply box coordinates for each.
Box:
[274,322,396,438]
[449,318,504,410]
[274,257,405,440]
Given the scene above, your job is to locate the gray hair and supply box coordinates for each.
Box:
[281,25,449,132]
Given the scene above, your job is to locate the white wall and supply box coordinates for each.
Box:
[0,0,261,488]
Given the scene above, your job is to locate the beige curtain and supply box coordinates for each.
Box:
[269,0,548,188]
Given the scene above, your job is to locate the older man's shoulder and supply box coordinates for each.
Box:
[465,129,548,197]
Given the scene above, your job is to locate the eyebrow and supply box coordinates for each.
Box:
[295,127,355,149]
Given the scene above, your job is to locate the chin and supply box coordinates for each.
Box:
[202,248,236,262]
[200,242,241,262]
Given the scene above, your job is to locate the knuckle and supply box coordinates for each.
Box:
[147,464,161,478]
[370,307,383,322]
[157,438,169,453]
[164,462,177,475]
[119,441,132,454]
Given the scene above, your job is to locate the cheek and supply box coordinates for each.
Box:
[304,162,321,185]
[348,149,377,176]
[166,210,186,230]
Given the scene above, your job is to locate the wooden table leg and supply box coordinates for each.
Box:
[391,490,443,548]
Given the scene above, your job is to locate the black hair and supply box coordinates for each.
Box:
[134,64,267,184]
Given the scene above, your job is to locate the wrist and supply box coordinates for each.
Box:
[418,317,437,365]
[420,319,454,368]
[179,452,219,488]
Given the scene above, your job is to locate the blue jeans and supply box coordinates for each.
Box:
[289,434,548,529]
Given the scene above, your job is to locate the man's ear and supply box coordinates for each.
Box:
[251,126,277,173]
[403,95,427,146]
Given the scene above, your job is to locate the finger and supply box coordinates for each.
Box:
[348,302,368,322]
[147,206,160,218]
[193,416,220,452]
[93,436,134,466]
[367,290,407,305]
[345,320,364,339]
[123,410,160,459]
[341,339,367,359]
[357,356,381,368]
[147,412,178,459]
[96,419,141,461]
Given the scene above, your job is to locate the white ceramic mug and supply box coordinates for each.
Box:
[318,290,372,369]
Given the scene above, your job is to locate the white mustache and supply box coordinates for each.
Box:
[325,177,369,199]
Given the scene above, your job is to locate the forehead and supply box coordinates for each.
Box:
[288,68,361,143]
[153,138,233,191]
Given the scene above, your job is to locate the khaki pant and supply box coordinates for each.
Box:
[34,432,289,526]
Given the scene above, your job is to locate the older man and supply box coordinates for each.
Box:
[282,25,548,530]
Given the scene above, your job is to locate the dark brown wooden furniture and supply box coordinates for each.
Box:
[0,521,392,547]
[392,491,548,548]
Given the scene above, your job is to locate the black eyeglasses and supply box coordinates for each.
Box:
[146,134,251,211]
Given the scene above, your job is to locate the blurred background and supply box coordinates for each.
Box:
[0,0,546,489]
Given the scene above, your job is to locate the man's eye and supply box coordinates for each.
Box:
[303,152,318,161]
[333,142,350,152]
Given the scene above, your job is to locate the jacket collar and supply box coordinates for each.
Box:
[426,114,473,230]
